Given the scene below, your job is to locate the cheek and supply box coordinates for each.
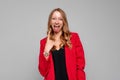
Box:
[60,25,63,30]
[50,22,54,28]
[60,21,63,26]
[50,21,54,25]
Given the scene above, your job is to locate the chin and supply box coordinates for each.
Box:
[53,30,60,33]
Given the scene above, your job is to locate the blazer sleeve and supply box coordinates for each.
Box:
[38,39,51,77]
[74,33,86,80]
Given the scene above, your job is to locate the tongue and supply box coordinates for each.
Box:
[54,26,59,32]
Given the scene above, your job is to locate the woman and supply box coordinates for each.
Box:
[38,8,86,80]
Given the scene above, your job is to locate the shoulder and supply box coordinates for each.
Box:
[70,32,79,38]
[70,32,82,43]
[40,37,47,44]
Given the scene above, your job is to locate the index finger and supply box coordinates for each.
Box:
[47,29,51,40]
[47,30,51,36]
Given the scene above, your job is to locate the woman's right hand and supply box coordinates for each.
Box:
[44,31,54,57]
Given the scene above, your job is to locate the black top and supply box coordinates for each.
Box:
[52,46,68,80]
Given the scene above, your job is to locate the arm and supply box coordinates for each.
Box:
[74,33,86,80]
[38,39,51,77]
[38,31,55,77]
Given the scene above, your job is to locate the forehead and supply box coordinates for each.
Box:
[52,11,62,17]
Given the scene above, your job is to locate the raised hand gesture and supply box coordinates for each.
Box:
[43,31,55,59]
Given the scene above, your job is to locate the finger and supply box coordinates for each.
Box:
[47,31,51,41]
[47,31,50,38]
[48,31,50,35]
[47,28,51,37]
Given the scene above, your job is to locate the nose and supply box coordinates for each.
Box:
[55,19,59,24]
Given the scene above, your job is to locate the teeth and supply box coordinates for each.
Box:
[54,25,59,27]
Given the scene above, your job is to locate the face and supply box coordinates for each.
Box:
[51,11,63,33]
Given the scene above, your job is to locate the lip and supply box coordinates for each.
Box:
[52,25,61,32]
[54,25,60,27]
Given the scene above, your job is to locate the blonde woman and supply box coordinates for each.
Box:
[38,8,86,80]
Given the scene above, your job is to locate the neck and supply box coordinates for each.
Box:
[54,31,62,40]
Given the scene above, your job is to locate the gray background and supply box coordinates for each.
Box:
[0,0,120,80]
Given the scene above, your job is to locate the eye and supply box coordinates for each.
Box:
[52,18,56,20]
[60,19,63,20]
[59,18,63,21]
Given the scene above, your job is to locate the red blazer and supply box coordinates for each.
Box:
[38,32,86,80]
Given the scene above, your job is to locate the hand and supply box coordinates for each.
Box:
[44,31,54,55]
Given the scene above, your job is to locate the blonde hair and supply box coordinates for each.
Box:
[47,8,72,49]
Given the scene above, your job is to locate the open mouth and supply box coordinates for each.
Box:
[54,25,60,28]
[53,25,60,32]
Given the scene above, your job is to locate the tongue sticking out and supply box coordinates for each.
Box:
[53,26,60,33]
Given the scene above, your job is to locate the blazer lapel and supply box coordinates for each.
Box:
[65,46,72,79]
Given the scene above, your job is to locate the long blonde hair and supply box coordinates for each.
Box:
[47,8,72,49]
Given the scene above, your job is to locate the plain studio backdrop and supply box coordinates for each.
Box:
[0,0,120,80]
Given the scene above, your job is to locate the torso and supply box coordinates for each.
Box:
[52,46,68,80]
